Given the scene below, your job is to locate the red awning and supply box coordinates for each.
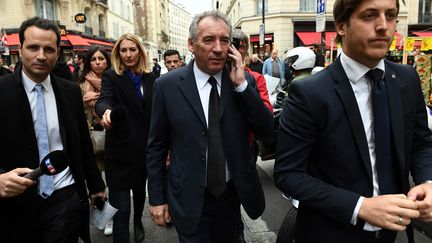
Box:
[67,35,91,47]
[412,31,432,37]
[5,33,20,46]
[296,32,337,49]
[83,38,113,48]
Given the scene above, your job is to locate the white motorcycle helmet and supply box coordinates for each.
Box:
[284,46,316,71]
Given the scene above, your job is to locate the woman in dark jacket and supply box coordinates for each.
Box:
[95,33,155,243]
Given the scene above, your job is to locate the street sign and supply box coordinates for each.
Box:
[259,24,265,45]
[316,0,326,32]
[317,0,325,14]
[316,14,326,32]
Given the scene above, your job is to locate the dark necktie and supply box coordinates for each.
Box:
[207,76,226,198]
[367,69,398,194]
[34,84,54,198]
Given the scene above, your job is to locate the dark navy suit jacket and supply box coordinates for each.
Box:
[0,68,105,242]
[146,61,274,234]
[274,58,432,242]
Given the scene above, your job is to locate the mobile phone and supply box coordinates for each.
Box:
[232,37,241,50]
[95,196,105,210]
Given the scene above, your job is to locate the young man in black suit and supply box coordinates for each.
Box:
[147,10,273,243]
[275,0,432,242]
[0,17,106,243]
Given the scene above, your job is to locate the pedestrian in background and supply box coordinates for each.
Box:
[274,0,432,242]
[163,49,182,72]
[262,48,285,84]
[152,57,161,78]
[79,45,112,236]
[248,53,263,74]
[0,16,106,243]
[95,33,156,243]
[147,10,273,243]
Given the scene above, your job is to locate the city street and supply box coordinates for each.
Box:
[88,159,432,243]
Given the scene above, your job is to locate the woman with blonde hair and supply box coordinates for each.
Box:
[95,33,156,243]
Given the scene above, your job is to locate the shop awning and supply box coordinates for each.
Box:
[296,32,337,49]
[4,33,112,51]
[4,33,20,51]
[83,37,114,49]
[412,31,432,37]
[67,35,91,48]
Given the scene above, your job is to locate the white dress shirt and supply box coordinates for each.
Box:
[340,51,385,231]
[22,72,74,190]
[192,62,248,183]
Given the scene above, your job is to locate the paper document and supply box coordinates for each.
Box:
[90,201,118,230]
[263,74,280,94]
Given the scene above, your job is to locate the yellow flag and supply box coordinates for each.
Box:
[390,36,397,50]
[404,37,415,51]
[421,37,432,51]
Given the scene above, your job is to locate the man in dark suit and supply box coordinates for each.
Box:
[0,17,106,243]
[147,10,273,243]
[274,0,432,242]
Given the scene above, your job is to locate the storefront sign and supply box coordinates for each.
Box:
[74,13,86,24]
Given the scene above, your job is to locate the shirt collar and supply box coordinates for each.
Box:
[340,50,385,84]
[193,62,223,89]
[21,71,51,93]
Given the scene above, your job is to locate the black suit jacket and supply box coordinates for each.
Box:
[95,69,155,190]
[146,62,274,234]
[274,58,432,242]
[0,69,105,243]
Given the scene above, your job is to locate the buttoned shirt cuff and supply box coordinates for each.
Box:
[351,196,365,225]
[234,81,248,92]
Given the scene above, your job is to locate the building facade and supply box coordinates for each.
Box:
[168,1,192,59]
[107,0,134,40]
[214,0,409,60]
[134,0,169,62]
[0,0,112,64]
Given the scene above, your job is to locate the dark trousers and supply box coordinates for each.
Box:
[176,181,241,243]
[39,184,86,243]
[355,229,397,243]
[109,185,146,243]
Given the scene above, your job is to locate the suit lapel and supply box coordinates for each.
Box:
[332,59,373,183]
[50,75,68,149]
[14,71,39,166]
[384,63,406,185]
[219,68,232,117]
[120,73,145,117]
[179,64,207,128]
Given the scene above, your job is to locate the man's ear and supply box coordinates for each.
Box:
[187,38,194,53]
[336,22,345,39]
[18,44,22,58]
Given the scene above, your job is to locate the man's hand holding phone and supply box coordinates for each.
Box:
[227,39,245,87]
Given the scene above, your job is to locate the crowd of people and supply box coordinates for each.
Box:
[1,1,432,243]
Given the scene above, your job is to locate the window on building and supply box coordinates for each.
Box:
[419,0,432,23]
[300,0,316,12]
[256,0,268,15]
[84,8,92,35]
[99,14,105,37]
[35,0,57,20]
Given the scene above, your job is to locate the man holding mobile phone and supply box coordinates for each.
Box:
[147,10,273,243]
